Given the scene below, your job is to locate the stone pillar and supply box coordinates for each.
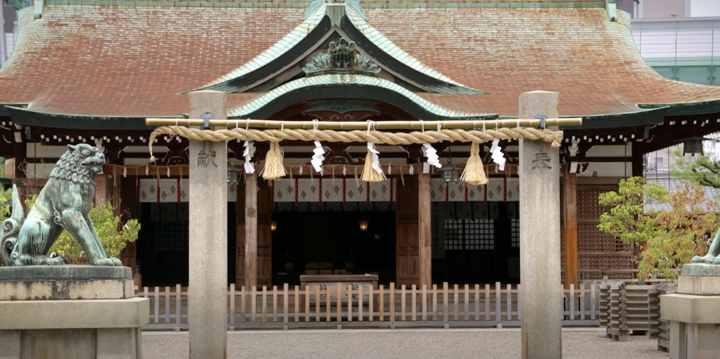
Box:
[518,91,562,359]
[244,173,258,288]
[662,264,720,359]
[188,90,227,359]
[418,172,432,287]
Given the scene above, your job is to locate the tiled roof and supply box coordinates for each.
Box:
[1,1,720,122]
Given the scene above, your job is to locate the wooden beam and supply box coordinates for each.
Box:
[244,173,258,288]
[418,172,432,287]
[146,117,583,129]
[562,169,579,287]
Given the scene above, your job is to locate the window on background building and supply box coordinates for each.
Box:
[690,0,720,17]
[638,0,687,19]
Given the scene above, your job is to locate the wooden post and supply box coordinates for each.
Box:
[235,179,246,287]
[519,91,562,359]
[418,172,432,287]
[244,173,258,288]
[563,169,579,287]
[396,173,419,286]
[257,180,274,286]
[188,90,227,359]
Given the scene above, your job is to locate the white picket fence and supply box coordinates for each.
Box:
[136,282,601,330]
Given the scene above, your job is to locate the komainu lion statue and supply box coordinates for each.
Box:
[0,144,121,266]
[693,230,720,265]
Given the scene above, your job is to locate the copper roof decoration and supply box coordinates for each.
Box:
[0,0,719,129]
[302,38,381,76]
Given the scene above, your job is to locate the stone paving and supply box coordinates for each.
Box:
[143,328,668,359]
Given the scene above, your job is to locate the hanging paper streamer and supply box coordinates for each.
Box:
[461,142,489,186]
[262,142,286,180]
[362,143,386,182]
[490,139,506,171]
[422,144,442,169]
[243,141,256,174]
[311,141,326,173]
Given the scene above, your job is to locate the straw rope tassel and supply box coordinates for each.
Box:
[461,142,488,186]
[362,144,386,182]
[262,142,286,180]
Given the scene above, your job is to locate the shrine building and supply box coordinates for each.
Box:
[1,0,720,288]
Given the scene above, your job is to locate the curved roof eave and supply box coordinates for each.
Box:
[343,6,478,94]
[200,1,480,95]
[4,105,154,130]
[227,74,494,120]
[199,4,330,92]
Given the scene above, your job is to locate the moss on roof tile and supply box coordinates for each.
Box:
[44,0,606,9]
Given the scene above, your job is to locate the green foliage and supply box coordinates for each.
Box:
[0,186,11,219]
[22,195,140,264]
[7,0,30,11]
[49,203,140,263]
[673,153,720,189]
[598,177,720,280]
[598,177,667,247]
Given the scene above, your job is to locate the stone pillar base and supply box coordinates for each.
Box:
[661,264,720,359]
[0,266,149,359]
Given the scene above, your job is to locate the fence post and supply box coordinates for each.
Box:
[484,284,490,321]
[165,286,171,324]
[400,284,406,321]
[283,283,289,330]
[443,282,449,329]
[411,284,417,321]
[240,286,246,323]
[368,286,374,322]
[379,285,385,322]
[421,285,428,321]
[294,285,300,323]
[591,282,597,321]
[326,286,332,322]
[251,286,257,322]
[506,284,512,321]
[464,284,470,321]
[432,284,438,321]
[495,282,502,328]
[579,282,585,320]
[305,286,312,322]
[272,285,278,322]
[474,284,480,321]
[154,287,160,324]
[453,284,460,321]
[389,283,396,329]
[358,285,364,322]
[314,286,320,322]
[176,284,182,331]
[569,283,576,321]
[347,284,353,324]
[336,284,343,329]
[229,284,236,330]
[261,286,268,323]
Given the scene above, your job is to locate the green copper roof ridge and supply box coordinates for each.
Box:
[42,0,606,9]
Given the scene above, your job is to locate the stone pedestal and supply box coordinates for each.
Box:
[661,264,720,359]
[0,266,149,359]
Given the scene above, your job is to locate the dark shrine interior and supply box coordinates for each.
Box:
[137,201,520,287]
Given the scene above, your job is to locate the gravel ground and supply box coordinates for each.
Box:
[143,328,668,359]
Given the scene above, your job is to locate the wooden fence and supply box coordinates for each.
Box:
[137,282,601,330]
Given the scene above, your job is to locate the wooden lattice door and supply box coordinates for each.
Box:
[577,181,636,280]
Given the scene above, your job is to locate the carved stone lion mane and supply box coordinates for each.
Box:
[0,144,121,266]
